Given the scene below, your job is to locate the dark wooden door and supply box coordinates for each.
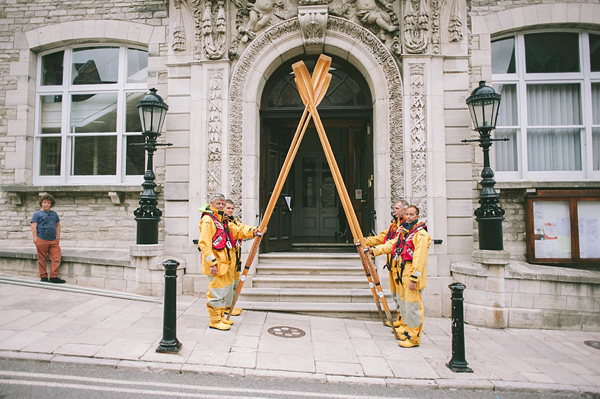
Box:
[260,122,293,252]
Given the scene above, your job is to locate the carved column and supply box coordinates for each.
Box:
[408,63,427,218]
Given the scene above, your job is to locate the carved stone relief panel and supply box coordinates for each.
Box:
[409,63,427,219]
[207,69,224,198]
[229,17,404,211]
[172,0,227,60]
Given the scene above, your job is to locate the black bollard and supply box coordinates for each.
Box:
[156,259,182,353]
[446,282,473,373]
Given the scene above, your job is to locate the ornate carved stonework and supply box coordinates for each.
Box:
[173,0,186,51]
[230,0,298,58]
[448,0,463,43]
[403,0,429,54]
[207,69,224,197]
[229,16,404,209]
[430,0,441,54]
[172,0,227,59]
[409,63,427,218]
[298,5,328,49]
[202,0,227,59]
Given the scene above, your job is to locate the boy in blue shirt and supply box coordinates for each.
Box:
[30,194,65,283]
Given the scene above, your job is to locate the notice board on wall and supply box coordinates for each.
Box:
[526,191,600,266]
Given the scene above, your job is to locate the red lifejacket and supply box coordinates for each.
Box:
[394,221,427,262]
[384,218,403,242]
[205,213,232,251]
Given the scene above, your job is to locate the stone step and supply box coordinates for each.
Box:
[255,264,365,276]
[251,275,369,289]
[239,287,391,303]
[257,252,360,266]
[236,300,392,321]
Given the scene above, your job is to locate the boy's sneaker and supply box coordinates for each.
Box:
[49,277,66,284]
[40,277,49,282]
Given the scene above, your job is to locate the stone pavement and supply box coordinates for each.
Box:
[0,280,599,397]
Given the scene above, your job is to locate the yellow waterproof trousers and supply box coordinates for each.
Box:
[206,274,233,323]
[397,261,424,343]
[389,262,405,328]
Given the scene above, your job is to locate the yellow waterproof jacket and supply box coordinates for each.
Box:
[372,222,431,290]
[198,206,256,276]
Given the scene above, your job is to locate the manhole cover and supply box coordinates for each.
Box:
[267,326,306,338]
[584,341,600,350]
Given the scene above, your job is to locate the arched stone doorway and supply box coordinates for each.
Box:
[260,56,373,252]
[227,17,405,255]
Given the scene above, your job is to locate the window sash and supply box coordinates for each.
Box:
[34,46,147,185]
[492,31,600,181]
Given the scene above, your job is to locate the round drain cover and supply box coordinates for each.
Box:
[584,341,600,350]
[268,326,306,338]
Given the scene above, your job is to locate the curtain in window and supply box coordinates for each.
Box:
[527,84,582,171]
[494,84,518,171]
[593,83,600,171]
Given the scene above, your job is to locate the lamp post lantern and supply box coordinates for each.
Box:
[463,81,507,250]
[133,88,172,245]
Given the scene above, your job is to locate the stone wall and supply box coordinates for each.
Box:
[451,251,600,331]
[0,1,170,247]
[0,191,150,248]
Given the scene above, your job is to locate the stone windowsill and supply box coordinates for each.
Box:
[0,184,160,205]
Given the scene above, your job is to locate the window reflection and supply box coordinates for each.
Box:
[492,37,516,74]
[40,95,62,134]
[127,48,148,83]
[525,33,579,73]
[41,51,64,86]
[70,93,118,133]
[72,47,119,85]
[71,136,117,175]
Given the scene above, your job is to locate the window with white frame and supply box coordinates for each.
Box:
[491,31,600,181]
[35,45,149,185]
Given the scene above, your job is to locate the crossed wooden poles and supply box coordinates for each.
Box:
[227,55,399,340]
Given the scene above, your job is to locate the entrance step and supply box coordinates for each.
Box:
[238,287,385,303]
[251,275,368,289]
[236,300,388,320]
[291,242,355,252]
[242,251,394,320]
[258,252,360,265]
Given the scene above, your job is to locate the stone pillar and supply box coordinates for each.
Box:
[451,249,510,328]
[130,244,184,296]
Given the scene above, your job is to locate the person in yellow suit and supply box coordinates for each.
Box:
[198,194,263,330]
[368,205,431,348]
[224,199,243,317]
[364,200,408,329]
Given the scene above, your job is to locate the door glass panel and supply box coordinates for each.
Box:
[302,157,316,207]
[321,159,336,208]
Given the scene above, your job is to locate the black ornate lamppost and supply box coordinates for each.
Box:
[133,88,172,245]
[462,81,507,250]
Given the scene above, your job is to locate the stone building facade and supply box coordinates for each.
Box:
[0,0,598,330]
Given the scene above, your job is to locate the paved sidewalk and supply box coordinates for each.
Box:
[0,280,599,396]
